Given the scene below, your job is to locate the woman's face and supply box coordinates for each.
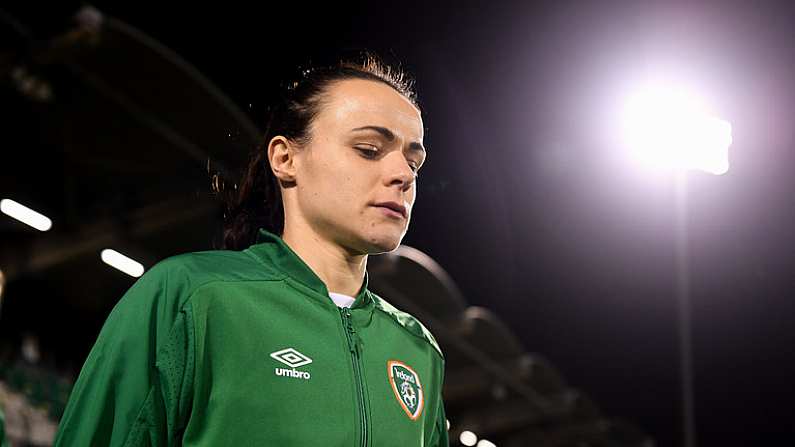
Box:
[292,78,425,255]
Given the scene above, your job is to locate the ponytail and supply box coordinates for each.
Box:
[218,142,283,250]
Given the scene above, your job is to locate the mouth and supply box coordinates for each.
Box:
[372,201,408,219]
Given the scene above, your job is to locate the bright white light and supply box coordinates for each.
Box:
[446,419,451,431]
[477,440,497,447]
[101,249,145,277]
[0,198,52,231]
[460,430,478,446]
[619,82,732,175]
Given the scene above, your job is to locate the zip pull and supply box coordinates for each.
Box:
[343,307,352,321]
[343,308,363,354]
[351,329,363,355]
[342,307,352,331]
[340,308,357,353]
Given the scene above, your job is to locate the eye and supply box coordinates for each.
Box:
[354,144,379,159]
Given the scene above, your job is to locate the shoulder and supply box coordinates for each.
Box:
[121,248,282,311]
[151,247,283,289]
[370,292,444,360]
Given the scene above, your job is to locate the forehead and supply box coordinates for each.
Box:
[316,79,423,139]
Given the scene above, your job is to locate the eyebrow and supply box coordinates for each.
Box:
[350,125,426,154]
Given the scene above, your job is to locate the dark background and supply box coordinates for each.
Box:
[3,1,795,445]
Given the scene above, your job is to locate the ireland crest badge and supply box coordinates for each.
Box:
[387,360,424,420]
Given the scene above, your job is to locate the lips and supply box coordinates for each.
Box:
[373,201,407,219]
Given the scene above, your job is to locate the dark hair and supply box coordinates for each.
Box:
[215,53,420,250]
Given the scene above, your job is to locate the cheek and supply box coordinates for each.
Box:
[316,160,364,210]
[302,148,382,218]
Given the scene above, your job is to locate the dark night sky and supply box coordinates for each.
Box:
[6,0,795,445]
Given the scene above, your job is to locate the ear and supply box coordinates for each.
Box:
[267,135,298,183]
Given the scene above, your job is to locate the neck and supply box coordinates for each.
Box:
[281,219,367,297]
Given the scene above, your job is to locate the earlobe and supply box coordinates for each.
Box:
[267,136,297,182]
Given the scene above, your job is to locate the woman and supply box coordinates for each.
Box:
[54,55,449,446]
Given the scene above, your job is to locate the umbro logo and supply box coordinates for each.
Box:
[270,347,313,367]
[270,347,312,380]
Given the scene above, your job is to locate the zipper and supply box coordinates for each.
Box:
[340,306,369,447]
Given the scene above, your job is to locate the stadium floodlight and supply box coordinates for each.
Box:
[0,198,53,231]
[101,249,145,277]
[619,81,732,175]
[459,430,478,446]
[616,78,734,447]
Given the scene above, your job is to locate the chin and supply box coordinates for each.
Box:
[362,230,404,254]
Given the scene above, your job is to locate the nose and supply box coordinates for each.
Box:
[384,152,417,191]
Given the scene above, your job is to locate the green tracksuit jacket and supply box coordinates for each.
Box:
[54,228,449,446]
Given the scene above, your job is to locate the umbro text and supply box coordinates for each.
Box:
[275,367,311,380]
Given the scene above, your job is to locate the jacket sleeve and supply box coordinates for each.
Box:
[54,260,194,446]
[429,359,450,447]
[430,397,450,447]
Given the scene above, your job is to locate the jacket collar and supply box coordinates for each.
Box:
[245,228,372,309]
